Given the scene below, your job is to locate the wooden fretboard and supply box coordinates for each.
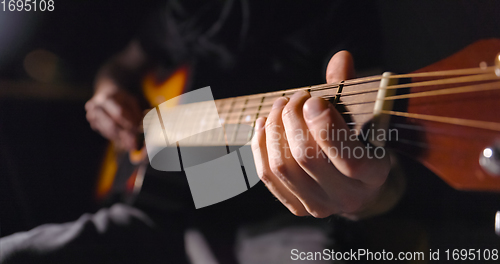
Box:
[151,77,382,147]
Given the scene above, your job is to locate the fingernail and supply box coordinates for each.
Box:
[255,117,265,130]
[290,90,310,101]
[303,97,329,121]
[272,97,289,109]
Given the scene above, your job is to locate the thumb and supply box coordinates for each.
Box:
[326,50,355,83]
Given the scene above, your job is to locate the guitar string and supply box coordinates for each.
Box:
[162,66,497,118]
[171,81,500,137]
[173,123,488,148]
[175,115,497,147]
[179,80,500,122]
[330,80,500,107]
[159,67,500,142]
[168,89,500,146]
[386,121,494,139]
[231,99,500,133]
[210,66,497,105]
[213,72,499,113]
[172,116,488,148]
[174,68,497,122]
[382,110,500,132]
[172,130,491,151]
[337,72,499,99]
[174,74,499,125]
[253,66,497,100]
[171,105,500,146]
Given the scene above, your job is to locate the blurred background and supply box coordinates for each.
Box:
[1,0,500,253]
[0,0,162,236]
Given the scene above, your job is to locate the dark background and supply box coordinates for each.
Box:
[1,0,500,253]
[0,0,162,236]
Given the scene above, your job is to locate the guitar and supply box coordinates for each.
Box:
[95,65,191,200]
[96,38,500,202]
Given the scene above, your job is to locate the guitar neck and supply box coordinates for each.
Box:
[155,77,382,147]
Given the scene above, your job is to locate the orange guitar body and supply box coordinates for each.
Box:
[95,65,190,200]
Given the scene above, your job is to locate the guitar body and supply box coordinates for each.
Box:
[388,39,500,191]
[95,66,191,200]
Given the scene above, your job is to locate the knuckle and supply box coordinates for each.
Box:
[281,104,298,121]
[264,118,280,131]
[293,149,313,168]
[270,160,288,179]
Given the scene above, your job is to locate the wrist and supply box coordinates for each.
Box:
[341,155,406,220]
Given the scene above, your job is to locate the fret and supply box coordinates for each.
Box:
[201,101,220,144]
[213,127,226,146]
[158,102,181,143]
[224,98,272,114]
[214,99,228,145]
[336,79,381,132]
[232,96,264,144]
[225,114,241,124]
[256,96,278,118]
[217,98,231,118]
[161,99,218,145]
[232,97,249,143]
[309,86,339,100]
[254,96,265,118]
[204,125,217,145]
[248,96,266,141]
[215,98,230,122]
[186,103,198,142]
[333,81,344,104]
[174,105,185,139]
[224,97,245,144]
[177,109,188,140]
[219,98,237,122]
[233,124,253,145]
[193,103,203,144]
[221,98,236,145]
[206,99,226,145]
[241,107,258,124]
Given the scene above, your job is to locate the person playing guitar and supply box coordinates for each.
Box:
[2,1,500,263]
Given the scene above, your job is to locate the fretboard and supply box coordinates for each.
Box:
[147,64,500,149]
[156,77,382,147]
